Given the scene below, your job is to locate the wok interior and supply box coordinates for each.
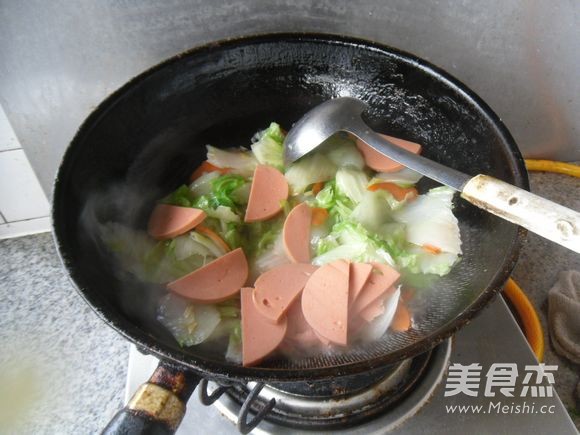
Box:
[54,35,525,377]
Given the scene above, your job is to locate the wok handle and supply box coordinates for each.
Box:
[461,175,580,253]
[102,360,202,435]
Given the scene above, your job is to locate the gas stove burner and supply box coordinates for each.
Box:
[126,299,576,434]
[265,360,411,399]
[227,355,426,429]
[212,339,452,433]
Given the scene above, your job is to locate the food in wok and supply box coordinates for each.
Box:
[101,121,462,367]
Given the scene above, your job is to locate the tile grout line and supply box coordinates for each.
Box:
[0,215,51,240]
[0,147,22,153]
[0,215,50,225]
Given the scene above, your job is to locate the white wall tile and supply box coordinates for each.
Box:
[0,216,50,239]
[0,150,50,222]
[0,104,21,151]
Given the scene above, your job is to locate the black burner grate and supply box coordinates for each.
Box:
[225,348,433,430]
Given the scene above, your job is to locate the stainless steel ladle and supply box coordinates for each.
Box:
[284,97,580,253]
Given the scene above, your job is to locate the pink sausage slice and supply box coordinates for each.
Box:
[148,204,206,240]
[351,263,399,317]
[283,203,312,263]
[348,315,365,337]
[245,165,289,222]
[285,299,324,348]
[301,261,350,346]
[253,263,318,323]
[313,330,331,347]
[356,134,422,173]
[167,248,248,303]
[330,259,350,276]
[349,263,373,304]
[241,287,288,366]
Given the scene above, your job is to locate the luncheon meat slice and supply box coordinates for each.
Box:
[356,134,422,173]
[148,204,206,240]
[349,263,373,304]
[351,263,399,317]
[241,287,288,366]
[330,259,350,276]
[285,299,324,348]
[283,203,312,263]
[245,165,289,222]
[313,330,331,347]
[253,263,317,323]
[301,261,350,345]
[167,248,248,303]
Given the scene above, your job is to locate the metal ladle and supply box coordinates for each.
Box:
[283,97,580,253]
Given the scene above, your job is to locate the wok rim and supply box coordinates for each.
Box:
[52,32,528,382]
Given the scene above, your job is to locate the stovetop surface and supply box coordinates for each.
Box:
[126,296,577,434]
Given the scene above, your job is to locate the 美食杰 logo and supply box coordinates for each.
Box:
[443,363,558,415]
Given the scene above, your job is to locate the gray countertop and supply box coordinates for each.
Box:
[0,170,579,434]
[0,234,128,433]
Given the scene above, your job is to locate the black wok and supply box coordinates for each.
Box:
[52,33,527,433]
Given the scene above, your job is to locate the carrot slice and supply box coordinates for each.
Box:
[190,161,230,181]
[196,225,231,252]
[391,301,411,331]
[311,182,324,195]
[311,207,329,226]
[367,182,418,201]
[422,244,442,254]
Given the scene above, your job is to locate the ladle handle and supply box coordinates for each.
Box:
[462,175,580,253]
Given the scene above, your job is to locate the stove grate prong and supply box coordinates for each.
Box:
[237,382,276,434]
[198,378,233,406]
